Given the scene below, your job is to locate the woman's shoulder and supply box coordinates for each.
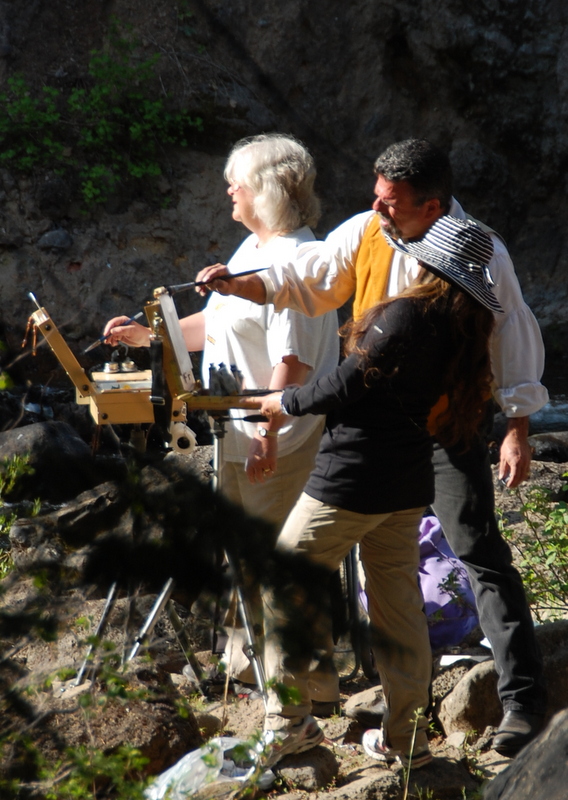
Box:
[369,296,448,342]
[276,226,316,247]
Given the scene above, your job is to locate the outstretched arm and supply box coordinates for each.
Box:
[194,212,375,315]
[194,264,267,304]
[103,312,206,352]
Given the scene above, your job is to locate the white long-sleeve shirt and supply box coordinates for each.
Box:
[259,201,549,418]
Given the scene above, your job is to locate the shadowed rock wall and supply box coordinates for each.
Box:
[1,0,567,379]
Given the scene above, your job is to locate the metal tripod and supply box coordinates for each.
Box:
[75,413,268,710]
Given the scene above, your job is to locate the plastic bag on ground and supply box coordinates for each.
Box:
[144,736,275,799]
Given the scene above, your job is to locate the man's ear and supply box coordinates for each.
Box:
[424,198,443,224]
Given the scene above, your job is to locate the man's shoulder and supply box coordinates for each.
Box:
[326,209,375,238]
[463,211,506,247]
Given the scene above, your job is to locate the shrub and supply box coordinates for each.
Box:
[498,475,568,622]
[0,28,203,207]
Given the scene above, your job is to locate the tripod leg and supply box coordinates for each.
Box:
[75,582,118,686]
[342,547,361,682]
[166,601,206,690]
[211,416,268,708]
[227,558,268,710]
[126,578,175,663]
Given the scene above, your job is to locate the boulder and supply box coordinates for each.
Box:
[0,420,109,502]
[9,480,130,571]
[528,432,568,464]
[484,709,568,800]
[438,659,501,736]
[275,745,339,792]
[438,621,568,738]
[36,228,73,250]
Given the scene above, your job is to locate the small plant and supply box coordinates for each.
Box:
[498,476,568,621]
[178,0,196,37]
[0,550,13,579]
[0,454,37,579]
[402,707,424,800]
[0,454,34,499]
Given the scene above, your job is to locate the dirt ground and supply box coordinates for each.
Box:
[2,451,567,798]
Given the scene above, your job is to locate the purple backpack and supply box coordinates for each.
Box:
[418,515,479,649]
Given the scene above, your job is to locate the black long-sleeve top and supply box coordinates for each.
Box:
[282,296,453,514]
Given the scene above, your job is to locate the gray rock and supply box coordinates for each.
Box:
[484,709,568,800]
[9,480,130,570]
[0,420,103,502]
[275,745,338,791]
[528,432,568,464]
[0,226,24,247]
[344,685,384,719]
[438,659,501,736]
[37,228,73,250]
[403,755,480,800]
[322,767,401,800]
[438,621,568,740]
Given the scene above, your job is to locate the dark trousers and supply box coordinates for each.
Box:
[431,435,546,714]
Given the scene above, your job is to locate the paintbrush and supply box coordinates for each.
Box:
[83,311,145,354]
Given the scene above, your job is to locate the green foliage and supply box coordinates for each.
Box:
[498,475,568,622]
[0,454,34,499]
[0,28,203,206]
[0,454,36,579]
[0,369,14,391]
[42,744,149,800]
[0,78,64,171]
[0,550,13,580]
[265,678,302,708]
[178,0,196,37]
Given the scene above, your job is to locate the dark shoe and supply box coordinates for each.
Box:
[492,710,545,756]
[311,699,341,718]
[346,699,387,729]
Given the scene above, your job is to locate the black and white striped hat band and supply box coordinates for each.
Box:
[383,215,504,313]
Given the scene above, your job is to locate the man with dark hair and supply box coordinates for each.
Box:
[373,138,453,209]
[196,138,549,757]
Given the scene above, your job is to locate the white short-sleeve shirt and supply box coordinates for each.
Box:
[202,228,340,461]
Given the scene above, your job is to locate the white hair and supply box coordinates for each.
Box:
[224,133,321,232]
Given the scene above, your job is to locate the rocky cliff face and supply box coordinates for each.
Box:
[1,0,567,381]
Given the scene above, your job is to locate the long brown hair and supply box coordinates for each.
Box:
[342,270,495,449]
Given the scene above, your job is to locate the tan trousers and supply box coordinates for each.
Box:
[264,492,431,754]
[220,420,325,530]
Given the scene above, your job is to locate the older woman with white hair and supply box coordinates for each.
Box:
[103,134,339,704]
[106,132,338,526]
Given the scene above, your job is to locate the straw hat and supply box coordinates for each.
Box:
[383,215,504,313]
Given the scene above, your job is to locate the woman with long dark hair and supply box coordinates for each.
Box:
[257,215,500,769]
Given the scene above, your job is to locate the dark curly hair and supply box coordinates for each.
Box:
[374,139,453,212]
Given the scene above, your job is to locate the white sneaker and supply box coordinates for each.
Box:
[362,728,432,769]
[264,715,325,767]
